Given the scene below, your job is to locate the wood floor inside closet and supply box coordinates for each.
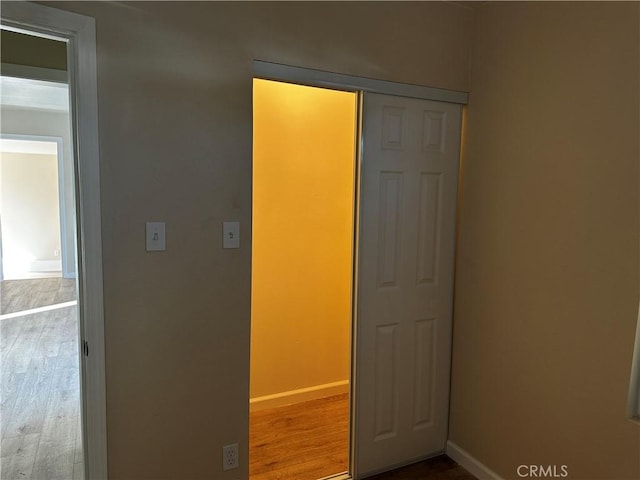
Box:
[250,393,349,480]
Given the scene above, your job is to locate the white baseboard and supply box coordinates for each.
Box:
[447,441,503,480]
[250,380,349,412]
[30,259,62,272]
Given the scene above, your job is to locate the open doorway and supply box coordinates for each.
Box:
[250,79,357,479]
[0,135,70,281]
[0,29,83,479]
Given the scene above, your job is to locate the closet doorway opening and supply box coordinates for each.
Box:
[250,78,358,480]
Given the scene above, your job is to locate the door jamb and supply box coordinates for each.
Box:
[1,3,107,479]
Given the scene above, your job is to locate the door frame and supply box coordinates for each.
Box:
[1,3,107,479]
[252,61,468,480]
[253,61,469,105]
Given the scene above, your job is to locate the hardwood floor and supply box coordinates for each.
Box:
[249,393,474,480]
[0,279,83,479]
[250,393,349,480]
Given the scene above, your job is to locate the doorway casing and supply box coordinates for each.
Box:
[1,3,107,479]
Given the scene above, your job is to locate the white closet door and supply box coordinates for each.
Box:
[354,92,462,477]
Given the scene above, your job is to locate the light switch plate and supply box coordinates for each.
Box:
[146,222,166,251]
[223,221,240,249]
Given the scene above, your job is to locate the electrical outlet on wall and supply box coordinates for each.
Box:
[222,443,238,471]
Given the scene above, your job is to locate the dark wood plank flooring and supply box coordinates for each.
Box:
[369,455,475,479]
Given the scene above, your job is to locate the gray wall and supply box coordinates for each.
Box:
[1,29,67,70]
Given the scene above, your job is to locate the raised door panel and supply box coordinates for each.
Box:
[355,93,461,478]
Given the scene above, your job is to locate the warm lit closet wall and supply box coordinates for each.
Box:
[251,79,356,408]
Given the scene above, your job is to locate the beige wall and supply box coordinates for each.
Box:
[251,80,355,404]
[0,152,61,275]
[451,2,640,479]
[47,2,473,478]
[1,107,75,278]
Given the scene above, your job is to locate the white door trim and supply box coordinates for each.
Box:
[628,301,640,422]
[253,60,469,104]
[1,3,107,479]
